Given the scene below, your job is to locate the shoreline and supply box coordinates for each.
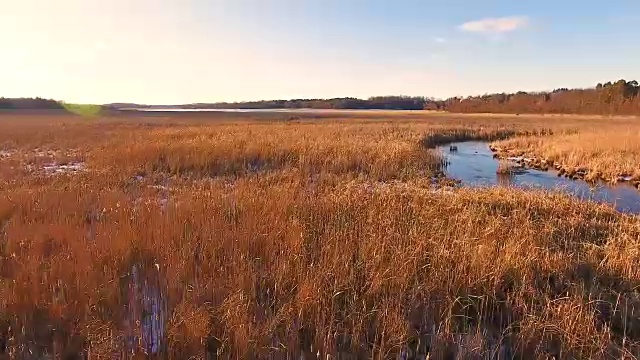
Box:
[488,144,640,190]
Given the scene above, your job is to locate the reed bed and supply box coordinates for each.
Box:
[492,126,640,184]
[0,112,639,359]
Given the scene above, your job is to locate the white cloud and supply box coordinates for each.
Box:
[459,16,529,34]
[434,37,446,43]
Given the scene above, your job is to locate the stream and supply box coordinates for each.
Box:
[438,141,640,214]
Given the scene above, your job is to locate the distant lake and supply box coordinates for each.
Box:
[120,108,425,113]
[121,108,290,112]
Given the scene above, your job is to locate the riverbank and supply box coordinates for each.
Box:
[490,144,640,186]
[490,131,640,189]
[439,141,640,214]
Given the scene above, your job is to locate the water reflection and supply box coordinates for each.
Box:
[399,331,515,360]
[496,172,514,187]
[438,141,640,214]
[122,262,167,356]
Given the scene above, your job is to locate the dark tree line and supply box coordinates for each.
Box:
[107,96,429,111]
[185,80,640,114]
[442,80,640,115]
[0,97,64,110]
[11,79,640,115]
[187,96,428,110]
[174,80,640,115]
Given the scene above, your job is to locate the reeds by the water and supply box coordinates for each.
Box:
[493,126,640,184]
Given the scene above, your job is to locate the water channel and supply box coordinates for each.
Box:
[438,141,640,214]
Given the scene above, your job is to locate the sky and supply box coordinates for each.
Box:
[1,0,640,104]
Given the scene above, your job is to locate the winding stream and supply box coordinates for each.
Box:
[438,141,640,214]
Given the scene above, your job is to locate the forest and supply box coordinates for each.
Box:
[109,80,640,115]
[0,97,65,110]
[441,79,640,115]
[109,96,429,111]
[6,80,640,115]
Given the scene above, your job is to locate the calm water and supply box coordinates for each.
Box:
[124,263,167,355]
[122,108,418,113]
[122,108,288,112]
[438,141,640,214]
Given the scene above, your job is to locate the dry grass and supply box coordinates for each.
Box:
[492,125,640,184]
[1,112,640,359]
[496,160,520,175]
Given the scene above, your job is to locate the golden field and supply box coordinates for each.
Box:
[1,111,640,359]
[492,125,640,185]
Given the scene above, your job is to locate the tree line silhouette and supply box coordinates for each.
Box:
[437,80,640,115]
[0,97,64,110]
[160,96,428,111]
[175,80,640,115]
[6,80,640,115]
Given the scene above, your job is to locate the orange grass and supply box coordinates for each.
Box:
[493,125,640,183]
[0,112,639,358]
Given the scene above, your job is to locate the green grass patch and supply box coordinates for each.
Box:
[62,103,103,117]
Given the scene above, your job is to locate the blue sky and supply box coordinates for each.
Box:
[2,0,639,104]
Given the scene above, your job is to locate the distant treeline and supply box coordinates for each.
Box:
[193,80,640,115]
[439,80,640,115]
[10,79,640,115]
[0,97,64,110]
[109,80,640,115]
[111,96,429,111]
[203,96,428,110]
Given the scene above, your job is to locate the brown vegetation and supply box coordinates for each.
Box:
[496,160,522,175]
[1,112,640,358]
[492,126,640,185]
